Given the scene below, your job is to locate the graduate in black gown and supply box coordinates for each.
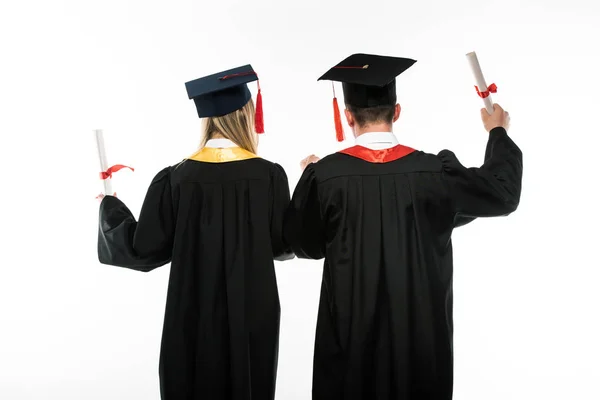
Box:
[284,54,523,400]
[97,64,294,399]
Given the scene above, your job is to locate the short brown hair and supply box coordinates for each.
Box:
[346,104,395,127]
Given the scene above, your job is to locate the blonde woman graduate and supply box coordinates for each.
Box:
[97,64,294,400]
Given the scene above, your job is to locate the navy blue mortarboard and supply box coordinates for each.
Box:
[318,53,416,141]
[185,64,264,133]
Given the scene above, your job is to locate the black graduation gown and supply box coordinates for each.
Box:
[98,147,294,400]
[284,127,522,400]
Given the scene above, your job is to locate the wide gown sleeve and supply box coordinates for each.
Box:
[439,127,523,220]
[97,167,174,271]
[284,164,326,260]
[270,163,295,261]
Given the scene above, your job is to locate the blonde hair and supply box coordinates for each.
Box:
[200,99,258,154]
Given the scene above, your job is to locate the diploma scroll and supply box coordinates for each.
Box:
[466,52,495,115]
[94,129,113,195]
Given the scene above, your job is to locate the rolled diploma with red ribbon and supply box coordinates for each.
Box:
[466,52,494,115]
[94,129,112,195]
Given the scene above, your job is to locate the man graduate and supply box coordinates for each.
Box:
[284,53,523,399]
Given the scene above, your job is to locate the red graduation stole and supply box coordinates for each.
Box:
[338,144,416,163]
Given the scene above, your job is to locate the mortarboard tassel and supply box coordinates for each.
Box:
[332,83,344,142]
[255,80,264,134]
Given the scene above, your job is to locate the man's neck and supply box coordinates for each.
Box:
[354,123,393,137]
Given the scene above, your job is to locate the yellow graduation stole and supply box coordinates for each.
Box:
[186,147,259,163]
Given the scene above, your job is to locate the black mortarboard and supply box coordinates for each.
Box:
[185,64,264,133]
[318,53,416,141]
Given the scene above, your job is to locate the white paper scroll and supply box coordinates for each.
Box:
[94,129,112,195]
[466,51,494,115]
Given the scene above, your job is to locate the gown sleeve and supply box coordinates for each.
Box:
[269,163,295,261]
[439,127,523,220]
[284,164,326,260]
[97,167,174,272]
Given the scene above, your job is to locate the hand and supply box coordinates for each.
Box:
[481,103,510,132]
[96,192,117,202]
[300,154,320,171]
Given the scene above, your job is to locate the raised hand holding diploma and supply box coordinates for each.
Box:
[480,103,511,132]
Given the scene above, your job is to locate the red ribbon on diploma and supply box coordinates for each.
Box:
[100,164,134,180]
[475,83,497,98]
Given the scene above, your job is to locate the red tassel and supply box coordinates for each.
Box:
[333,97,344,142]
[332,82,344,142]
[255,81,264,134]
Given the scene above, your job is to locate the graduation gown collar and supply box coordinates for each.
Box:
[354,131,399,150]
[205,138,238,148]
[339,131,415,163]
[338,144,416,163]
[187,144,259,163]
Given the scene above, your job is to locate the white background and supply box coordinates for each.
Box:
[1,0,599,399]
